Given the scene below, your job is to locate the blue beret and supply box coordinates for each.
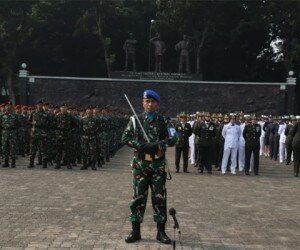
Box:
[143,90,160,103]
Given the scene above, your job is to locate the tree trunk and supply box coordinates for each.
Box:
[95,1,111,78]
[7,69,15,104]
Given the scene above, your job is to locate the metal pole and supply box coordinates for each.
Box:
[148,25,152,72]
[148,20,154,72]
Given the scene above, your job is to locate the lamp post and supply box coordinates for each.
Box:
[19,63,29,105]
[284,70,296,114]
[148,19,155,72]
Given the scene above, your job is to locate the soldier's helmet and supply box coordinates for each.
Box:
[229,113,237,119]
[179,112,187,118]
[244,114,251,120]
[251,114,257,120]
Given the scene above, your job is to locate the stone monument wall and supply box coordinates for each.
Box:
[29,78,295,116]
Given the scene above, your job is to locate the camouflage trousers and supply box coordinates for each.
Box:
[56,134,72,164]
[81,134,97,165]
[18,128,30,155]
[2,130,18,160]
[30,131,49,160]
[129,157,167,223]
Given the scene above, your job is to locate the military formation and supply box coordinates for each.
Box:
[0,100,128,170]
[174,112,300,177]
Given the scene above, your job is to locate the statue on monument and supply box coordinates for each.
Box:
[175,35,192,74]
[123,33,137,71]
[150,33,166,72]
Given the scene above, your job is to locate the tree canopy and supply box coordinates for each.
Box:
[0,0,299,103]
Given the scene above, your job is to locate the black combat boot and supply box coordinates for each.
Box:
[80,161,88,170]
[27,157,35,168]
[125,222,141,243]
[92,161,97,171]
[11,159,16,168]
[42,158,48,168]
[37,156,42,165]
[2,158,9,168]
[156,222,171,244]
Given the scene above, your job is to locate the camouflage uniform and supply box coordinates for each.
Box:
[28,108,51,168]
[80,114,99,170]
[122,112,176,223]
[0,112,19,167]
[17,113,28,156]
[55,112,75,169]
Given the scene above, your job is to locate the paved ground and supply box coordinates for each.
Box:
[0,147,299,250]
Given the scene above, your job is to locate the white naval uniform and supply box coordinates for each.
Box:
[188,120,195,165]
[221,123,241,174]
[258,120,265,155]
[278,123,287,163]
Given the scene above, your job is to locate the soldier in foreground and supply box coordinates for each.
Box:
[122,90,177,244]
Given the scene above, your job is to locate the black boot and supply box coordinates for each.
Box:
[11,159,16,168]
[37,156,42,165]
[80,161,88,170]
[2,158,9,168]
[54,163,61,169]
[106,155,110,162]
[125,222,141,243]
[42,158,48,168]
[92,161,97,171]
[27,157,35,168]
[156,223,171,244]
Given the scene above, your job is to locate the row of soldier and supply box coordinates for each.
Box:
[0,101,128,170]
[174,112,300,177]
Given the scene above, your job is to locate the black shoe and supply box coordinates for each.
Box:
[245,171,249,175]
[254,172,259,176]
[11,160,16,168]
[156,223,171,244]
[54,165,61,169]
[27,164,34,168]
[2,160,9,168]
[184,170,190,173]
[106,156,110,162]
[92,166,97,171]
[286,162,290,165]
[80,166,88,170]
[125,222,141,243]
[198,169,203,174]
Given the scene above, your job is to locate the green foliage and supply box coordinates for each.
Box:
[0,0,299,87]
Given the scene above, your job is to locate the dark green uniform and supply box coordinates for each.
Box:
[55,112,75,169]
[0,112,19,167]
[193,120,216,173]
[292,122,300,176]
[243,123,261,175]
[28,109,52,168]
[81,115,98,170]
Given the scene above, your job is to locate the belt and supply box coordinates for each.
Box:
[145,149,164,161]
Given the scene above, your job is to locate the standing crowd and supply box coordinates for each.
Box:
[174,112,300,177]
[0,100,128,170]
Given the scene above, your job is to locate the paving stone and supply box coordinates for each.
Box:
[0,147,299,249]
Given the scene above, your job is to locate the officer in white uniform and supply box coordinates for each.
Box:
[258,115,266,156]
[188,114,195,165]
[221,113,241,174]
[278,116,289,163]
